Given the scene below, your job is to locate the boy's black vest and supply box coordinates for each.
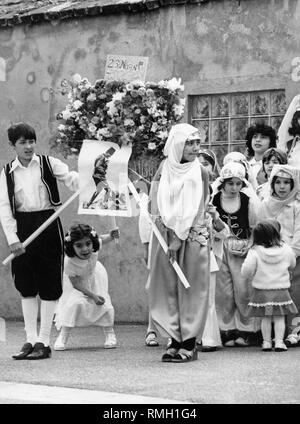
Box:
[4,155,61,217]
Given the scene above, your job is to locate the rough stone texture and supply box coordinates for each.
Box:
[1,0,300,321]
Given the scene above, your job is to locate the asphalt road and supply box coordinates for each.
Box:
[0,321,300,404]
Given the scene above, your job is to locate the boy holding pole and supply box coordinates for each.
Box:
[0,122,80,360]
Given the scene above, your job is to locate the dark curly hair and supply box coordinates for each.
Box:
[288,110,300,137]
[64,223,100,258]
[245,123,277,157]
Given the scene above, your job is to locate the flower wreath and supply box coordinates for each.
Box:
[53,74,185,161]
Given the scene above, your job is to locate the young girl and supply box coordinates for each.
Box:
[198,149,220,182]
[242,220,297,351]
[259,165,300,347]
[148,123,210,363]
[212,162,260,347]
[54,223,119,350]
[256,148,287,201]
[245,123,277,187]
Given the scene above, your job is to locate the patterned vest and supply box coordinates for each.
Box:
[213,191,251,239]
[4,155,61,217]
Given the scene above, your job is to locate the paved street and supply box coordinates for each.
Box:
[0,321,300,404]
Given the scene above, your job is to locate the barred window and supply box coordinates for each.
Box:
[188,90,286,165]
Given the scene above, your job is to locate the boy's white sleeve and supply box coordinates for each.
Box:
[0,169,19,245]
[49,157,79,192]
[241,249,257,279]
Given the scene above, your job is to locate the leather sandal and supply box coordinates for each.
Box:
[172,348,198,363]
[145,331,159,347]
[161,347,178,362]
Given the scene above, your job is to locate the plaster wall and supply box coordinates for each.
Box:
[0,0,300,321]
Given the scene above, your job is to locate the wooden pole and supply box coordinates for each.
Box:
[128,180,190,289]
[2,189,81,266]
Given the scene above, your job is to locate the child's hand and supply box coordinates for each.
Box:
[110,228,120,240]
[93,295,105,305]
[9,241,25,257]
[207,204,218,220]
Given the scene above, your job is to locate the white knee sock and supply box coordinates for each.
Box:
[38,300,57,347]
[261,317,272,342]
[21,297,38,345]
[273,316,285,342]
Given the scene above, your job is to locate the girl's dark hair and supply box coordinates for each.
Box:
[288,111,300,137]
[270,175,294,195]
[245,123,277,157]
[262,148,288,177]
[217,177,246,191]
[252,220,282,248]
[7,122,36,145]
[64,223,100,257]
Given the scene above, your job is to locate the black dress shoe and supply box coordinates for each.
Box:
[12,342,34,360]
[26,342,51,360]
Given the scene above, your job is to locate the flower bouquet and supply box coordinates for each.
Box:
[54,74,185,163]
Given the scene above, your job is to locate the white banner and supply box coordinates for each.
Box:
[78,139,132,217]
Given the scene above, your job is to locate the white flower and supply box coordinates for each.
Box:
[96,130,103,141]
[62,109,72,120]
[157,130,168,140]
[166,77,184,92]
[87,93,96,101]
[107,100,118,117]
[151,122,158,132]
[73,100,83,110]
[64,235,71,242]
[112,91,126,102]
[124,119,135,127]
[72,73,82,84]
[88,123,97,134]
[148,142,156,151]
[58,124,66,131]
[97,127,110,138]
[173,98,185,117]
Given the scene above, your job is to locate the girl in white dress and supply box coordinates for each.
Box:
[54,223,119,350]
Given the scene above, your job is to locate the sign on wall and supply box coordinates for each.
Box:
[104,54,149,82]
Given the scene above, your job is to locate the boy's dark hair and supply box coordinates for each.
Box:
[64,223,100,257]
[217,177,246,191]
[252,220,282,248]
[245,123,277,157]
[270,175,294,195]
[262,148,287,177]
[288,110,300,137]
[7,122,36,145]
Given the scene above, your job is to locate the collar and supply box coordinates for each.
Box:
[248,157,261,165]
[9,154,40,173]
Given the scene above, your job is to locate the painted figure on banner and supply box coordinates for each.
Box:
[78,140,132,216]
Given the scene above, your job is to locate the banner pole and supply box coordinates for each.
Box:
[128,180,190,289]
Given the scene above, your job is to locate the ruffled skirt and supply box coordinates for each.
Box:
[247,288,298,317]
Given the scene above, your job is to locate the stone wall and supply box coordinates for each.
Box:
[0,0,300,320]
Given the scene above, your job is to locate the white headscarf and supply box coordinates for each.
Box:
[277,94,300,152]
[157,123,203,240]
[260,164,300,219]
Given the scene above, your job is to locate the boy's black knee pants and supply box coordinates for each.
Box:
[11,210,64,301]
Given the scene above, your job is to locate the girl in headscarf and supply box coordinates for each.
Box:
[256,148,287,201]
[148,123,210,362]
[259,164,300,347]
[198,149,220,183]
[212,162,260,347]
